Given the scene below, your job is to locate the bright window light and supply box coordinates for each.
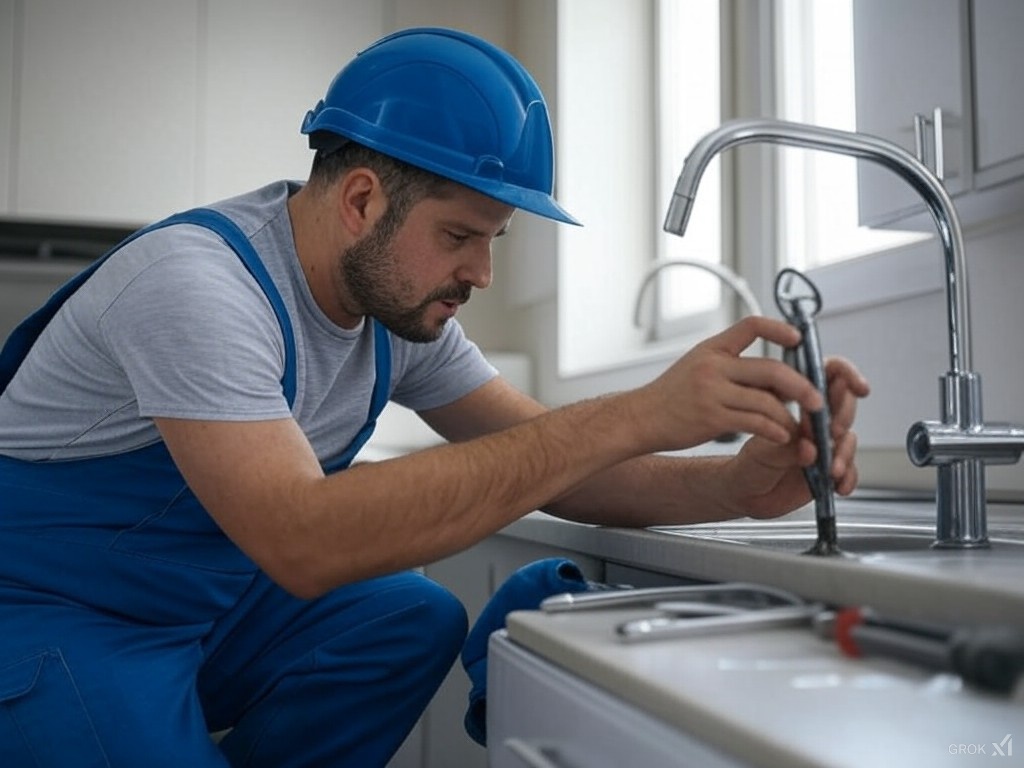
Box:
[654,0,723,325]
[776,0,926,269]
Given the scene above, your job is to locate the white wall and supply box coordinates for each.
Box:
[820,212,1024,496]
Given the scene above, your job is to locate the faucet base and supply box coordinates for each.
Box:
[934,459,989,547]
[931,538,991,550]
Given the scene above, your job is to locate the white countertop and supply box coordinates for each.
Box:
[505,607,1023,768]
[495,496,1024,766]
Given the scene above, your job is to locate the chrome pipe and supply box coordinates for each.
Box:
[907,422,1024,467]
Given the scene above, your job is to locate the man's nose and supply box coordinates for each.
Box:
[456,242,493,290]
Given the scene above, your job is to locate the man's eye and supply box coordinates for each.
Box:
[446,231,469,244]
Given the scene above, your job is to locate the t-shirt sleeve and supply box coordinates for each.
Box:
[389,320,498,412]
[97,245,293,421]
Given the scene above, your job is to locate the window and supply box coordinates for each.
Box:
[650,0,726,338]
[554,0,729,380]
[775,0,926,269]
[555,0,659,376]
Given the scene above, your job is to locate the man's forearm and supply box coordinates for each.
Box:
[543,453,742,528]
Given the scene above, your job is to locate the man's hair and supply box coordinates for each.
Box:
[307,138,456,224]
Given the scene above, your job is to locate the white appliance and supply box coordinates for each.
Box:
[487,631,746,768]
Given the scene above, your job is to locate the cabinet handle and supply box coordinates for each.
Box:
[932,106,945,181]
[913,112,928,166]
[502,738,572,768]
[912,109,945,182]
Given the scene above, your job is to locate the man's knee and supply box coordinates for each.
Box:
[382,575,468,667]
[413,576,469,659]
[317,572,468,675]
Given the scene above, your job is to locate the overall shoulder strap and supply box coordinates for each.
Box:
[0,208,298,407]
[323,318,392,472]
[159,209,297,407]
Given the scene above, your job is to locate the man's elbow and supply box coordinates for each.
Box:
[251,541,333,600]
[260,548,371,601]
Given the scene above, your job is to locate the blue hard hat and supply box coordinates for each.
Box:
[301,27,580,226]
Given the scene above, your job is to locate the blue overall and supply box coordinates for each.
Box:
[0,210,467,767]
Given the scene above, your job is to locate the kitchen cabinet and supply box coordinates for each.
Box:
[852,0,1024,230]
[489,632,746,768]
[200,0,383,204]
[852,0,968,226]
[971,0,1024,189]
[15,0,200,225]
[3,0,386,226]
[3,0,512,227]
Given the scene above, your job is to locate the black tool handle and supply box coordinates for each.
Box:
[950,627,1024,695]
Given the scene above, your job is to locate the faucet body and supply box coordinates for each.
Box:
[665,118,1024,549]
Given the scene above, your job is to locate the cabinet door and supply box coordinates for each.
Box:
[971,0,1024,189]
[489,634,749,768]
[853,0,969,227]
[201,0,385,203]
[16,0,199,225]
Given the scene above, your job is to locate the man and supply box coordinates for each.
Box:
[0,27,869,768]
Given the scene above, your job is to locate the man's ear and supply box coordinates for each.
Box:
[337,168,387,237]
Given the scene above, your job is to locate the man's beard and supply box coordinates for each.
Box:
[340,211,471,343]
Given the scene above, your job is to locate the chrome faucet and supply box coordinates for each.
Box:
[664,118,1024,549]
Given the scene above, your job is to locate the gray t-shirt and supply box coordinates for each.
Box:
[0,181,497,466]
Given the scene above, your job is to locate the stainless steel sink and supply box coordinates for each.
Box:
[697,522,935,553]
[651,503,1024,556]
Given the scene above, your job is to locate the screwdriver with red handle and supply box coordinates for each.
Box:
[815,607,1024,695]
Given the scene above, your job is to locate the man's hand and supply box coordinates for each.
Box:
[722,355,870,519]
[631,316,828,452]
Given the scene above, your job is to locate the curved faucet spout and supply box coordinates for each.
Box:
[663,118,971,375]
[664,118,998,549]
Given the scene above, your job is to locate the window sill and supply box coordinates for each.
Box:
[808,233,941,318]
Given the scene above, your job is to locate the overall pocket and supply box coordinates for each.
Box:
[0,649,110,767]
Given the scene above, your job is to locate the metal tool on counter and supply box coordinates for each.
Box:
[774,267,843,556]
[541,582,820,644]
[540,582,804,613]
[616,603,821,644]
